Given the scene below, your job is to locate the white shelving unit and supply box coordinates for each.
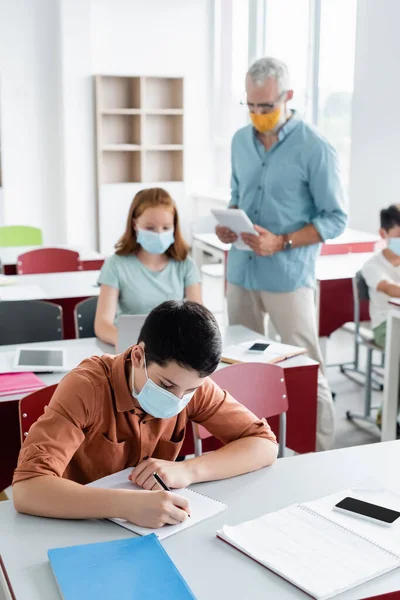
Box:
[94,75,186,253]
[95,75,184,185]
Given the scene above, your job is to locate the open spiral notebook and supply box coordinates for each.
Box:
[217,488,400,600]
[87,467,226,540]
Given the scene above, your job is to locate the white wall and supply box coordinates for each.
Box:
[90,0,212,190]
[349,0,400,233]
[0,0,65,243]
[59,0,97,249]
[0,0,212,248]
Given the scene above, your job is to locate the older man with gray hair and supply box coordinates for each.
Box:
[216,57,347,451]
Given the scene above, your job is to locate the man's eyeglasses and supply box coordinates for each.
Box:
[240,91,286,114]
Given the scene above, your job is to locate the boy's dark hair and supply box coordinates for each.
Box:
[138,301,222,377]
[380,205,400,231]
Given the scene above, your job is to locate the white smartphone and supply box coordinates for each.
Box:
[245,342,271,354]
[334,496,400,527]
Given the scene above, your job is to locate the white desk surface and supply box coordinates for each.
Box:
[193,232,231,252]
[325,227,380,245]
[0,326,317,403]
[194,229,377,251]
[2,440,400,600]
[192,234,375,282]
[0,270,100,301]
[316,252,374,281]
[0,245,103,266]
[389,298,400,307]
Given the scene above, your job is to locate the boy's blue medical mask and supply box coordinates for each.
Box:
[388,237,400,256]
[137,228,174,255]
[132,355,195,419]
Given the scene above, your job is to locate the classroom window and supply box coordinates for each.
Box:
[317,0,358,191]
[263,0,311,118]
[212,0,249,189]
[211,0,358,194]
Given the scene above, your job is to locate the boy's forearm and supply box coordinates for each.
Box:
[185,437,277,484]
[13,476,129,520]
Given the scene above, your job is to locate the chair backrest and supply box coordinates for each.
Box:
[19,384,57,444]
[197,362,288,441]
[352,271,370,337]
[74,296,98,338]
[0,225,43,247]
[0,300,63,345]
[17,247,81,274]
[355,270,370,301]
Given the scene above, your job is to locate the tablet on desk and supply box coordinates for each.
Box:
[14,348,67,372]
[211,209,257,251]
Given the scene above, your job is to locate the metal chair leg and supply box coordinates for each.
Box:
[346,346,379,426]
[364,347,373,417]
[278,413,286,458]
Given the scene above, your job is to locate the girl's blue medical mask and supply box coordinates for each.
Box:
[136,228,174,255]
[388,237,400,256]
[132,355,195,419]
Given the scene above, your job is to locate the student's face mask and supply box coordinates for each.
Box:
[388,237,400,256]
[136,229,174,255]
[133,355,195,419]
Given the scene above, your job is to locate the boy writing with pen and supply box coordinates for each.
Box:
[12,301,277,529]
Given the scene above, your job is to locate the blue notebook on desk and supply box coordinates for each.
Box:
[48,534,196,600]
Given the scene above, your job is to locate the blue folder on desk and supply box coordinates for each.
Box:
[48,534,196,600]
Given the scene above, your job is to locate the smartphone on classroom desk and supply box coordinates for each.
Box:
[334,496,400,527]
[245,342,271,354]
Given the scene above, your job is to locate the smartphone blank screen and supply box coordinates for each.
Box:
[335,497,400,524]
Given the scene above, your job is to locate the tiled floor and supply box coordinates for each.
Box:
[201,269,384,452]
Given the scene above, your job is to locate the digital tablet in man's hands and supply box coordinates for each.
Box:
[211,209,258,251]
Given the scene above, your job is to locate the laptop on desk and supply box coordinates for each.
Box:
[116,315,147,354]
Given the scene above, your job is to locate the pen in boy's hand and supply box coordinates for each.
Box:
[153,472,191,518]
[153,471,171,492]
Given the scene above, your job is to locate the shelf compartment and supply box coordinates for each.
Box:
[102,114,141,146]
[101,150,142,184]
[144,150,183,182]
[145,109,184,115]
[145,114,183,146]
[101,109,142,115]
[144,77,183,109]
[98,76,141,110]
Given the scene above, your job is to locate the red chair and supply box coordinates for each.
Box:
[17,248,81,274]
[361,594,400,599]
[192,362,288,458]
[18,384,58,444]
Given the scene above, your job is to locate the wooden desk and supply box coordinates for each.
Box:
[0,328,318,491]
[2,441,400,599]
[0,271,100,339]
[0,245,104,275]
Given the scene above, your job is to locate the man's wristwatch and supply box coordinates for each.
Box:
[283,234,293,251]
